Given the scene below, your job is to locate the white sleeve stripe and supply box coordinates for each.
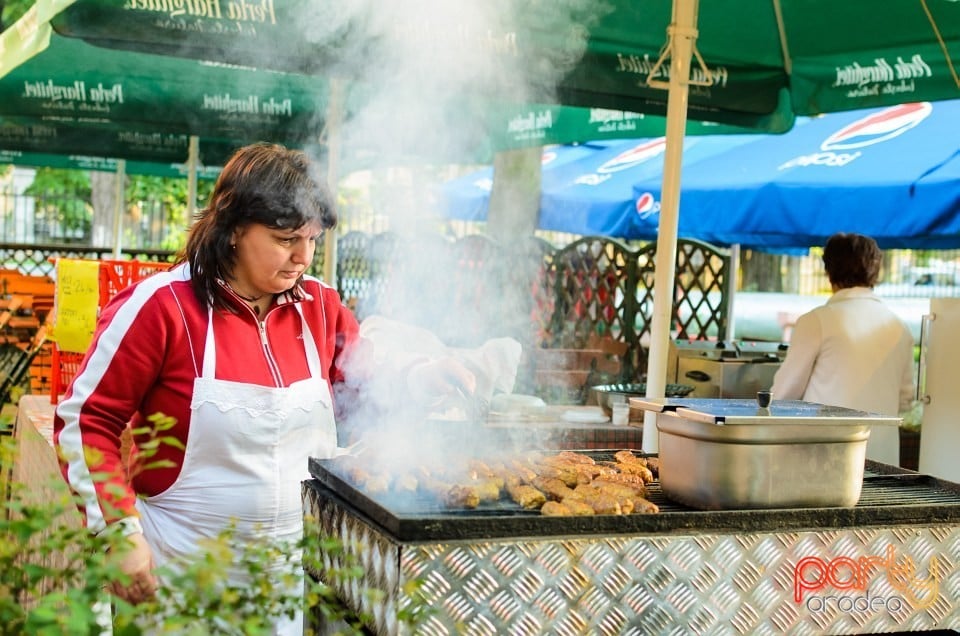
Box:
[56,264,189,533]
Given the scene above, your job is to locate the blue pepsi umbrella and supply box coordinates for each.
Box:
[633,100,960,249]
[437,134,759,236]
[439,100,960,250]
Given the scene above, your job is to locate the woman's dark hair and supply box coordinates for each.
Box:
[822,232,882,289]
[180,142,337,310]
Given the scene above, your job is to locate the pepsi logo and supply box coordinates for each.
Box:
[821,102,931,151]
[635,192,660,218]
[598,138,667,174]
[541,150,557,165]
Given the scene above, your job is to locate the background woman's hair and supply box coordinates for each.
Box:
[180,142,337,310]
[822,232,882,289]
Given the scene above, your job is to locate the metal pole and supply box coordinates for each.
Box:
[323,79,346,287]
[187,135,199,220]
[642,0,699,453]
[111,159,126,259]
[724,243,740,343]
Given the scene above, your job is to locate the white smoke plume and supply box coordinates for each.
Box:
[288,1,616,461]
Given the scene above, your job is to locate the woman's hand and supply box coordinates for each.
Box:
[109,531,158,604]
[407,357,477,403]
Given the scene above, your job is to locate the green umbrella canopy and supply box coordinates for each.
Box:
[43,0,960,128]
[0,116,243,165]
[0,148,223,180]
[0,30,329,145]
[1,0,771,169]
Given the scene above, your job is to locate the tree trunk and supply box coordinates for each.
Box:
[89,171,121,248]
[740,250,784,292]
[486,147,541,242]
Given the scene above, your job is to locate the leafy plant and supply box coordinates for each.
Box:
[1,413,431,634]
[125,176,214,251]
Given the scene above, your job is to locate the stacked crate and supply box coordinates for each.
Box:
[0,271,57,404]
[49,260,172,404]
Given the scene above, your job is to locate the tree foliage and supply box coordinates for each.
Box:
[0,0,34,31]
[26,169,94,239]
[18,167,214,247]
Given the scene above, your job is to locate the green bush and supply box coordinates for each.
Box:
[0,421,429,635]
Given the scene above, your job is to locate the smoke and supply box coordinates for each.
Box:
[294,0,611,162]
[288,1,615,462]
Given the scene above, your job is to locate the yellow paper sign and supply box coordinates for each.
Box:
[52,259,100,353]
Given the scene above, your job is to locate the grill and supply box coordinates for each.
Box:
[304,452,960,635]
[307,455,960,542]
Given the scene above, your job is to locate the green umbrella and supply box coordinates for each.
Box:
[0,116,242,166]
[0,23,329,147]
[0,148,223,180]
[45,0,960,128]
[0,2,330,253]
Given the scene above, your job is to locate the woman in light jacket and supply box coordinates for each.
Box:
[772,232,915,466]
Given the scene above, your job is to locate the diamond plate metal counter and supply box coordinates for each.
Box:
[304,482,960,635]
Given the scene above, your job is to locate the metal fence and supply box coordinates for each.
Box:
[0,233,732,390]
[3,176,960,300]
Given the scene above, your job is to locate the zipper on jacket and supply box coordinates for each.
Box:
[258,316,284,386]
[225,286,286,387]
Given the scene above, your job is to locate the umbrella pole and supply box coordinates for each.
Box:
[322,78,346,287]
[111,159,126,259]
[642,0,699,453]
[187,135,199,221]
[724,244,740,343]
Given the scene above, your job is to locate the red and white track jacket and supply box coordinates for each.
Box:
[53,263,360,534]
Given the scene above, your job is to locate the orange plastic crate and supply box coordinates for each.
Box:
[50,344,84,404]
[50,259,172,403]
[98,260,172,309]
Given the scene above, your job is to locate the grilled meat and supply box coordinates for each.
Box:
[571,484,623,514]
[540,499,596,516]
[445,485,480,509]
[332,449,660,516]
[540,500,571,516]
[560,498,597,516]
[506,481,547,509]
[592,479,659,513]
[532,476,580,502]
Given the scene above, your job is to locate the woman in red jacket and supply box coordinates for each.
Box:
[53,142,474,633]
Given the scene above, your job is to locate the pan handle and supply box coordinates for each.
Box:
[684,369,711,382]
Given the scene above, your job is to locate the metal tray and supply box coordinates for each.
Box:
[632,398,901,510]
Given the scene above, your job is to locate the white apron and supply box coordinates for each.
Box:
[136,305,337,635]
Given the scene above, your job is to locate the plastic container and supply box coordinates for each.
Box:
[611,401,630,426]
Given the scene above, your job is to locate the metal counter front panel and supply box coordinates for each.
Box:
[304,480,960,635]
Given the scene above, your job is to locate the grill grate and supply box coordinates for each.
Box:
[307,456,960,543]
